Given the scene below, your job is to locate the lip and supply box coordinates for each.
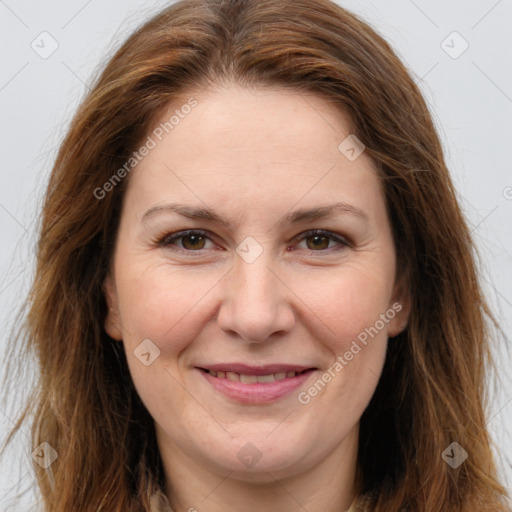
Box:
[196,364,317,404]
[199,363,314,375]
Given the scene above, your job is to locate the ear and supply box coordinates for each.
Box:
[103,273,123,341]
[387,273,412,338]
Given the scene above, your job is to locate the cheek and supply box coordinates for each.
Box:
[116,262,223,353]
[293,263,395,351]
[295,270,391,429]
[291,265,393,411]
[115,263,211,424]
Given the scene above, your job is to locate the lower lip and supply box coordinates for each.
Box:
[198,369,316,404]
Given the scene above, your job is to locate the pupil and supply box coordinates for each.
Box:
[184,235,204,249]
[308,235,328,250]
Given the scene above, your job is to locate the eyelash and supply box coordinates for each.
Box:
[155,229,350,255]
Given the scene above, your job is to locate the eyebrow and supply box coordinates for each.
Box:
[141,201,368,227]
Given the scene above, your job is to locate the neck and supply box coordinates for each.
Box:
[157,424,359,512]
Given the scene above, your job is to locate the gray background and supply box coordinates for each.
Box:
[1,0,511,509]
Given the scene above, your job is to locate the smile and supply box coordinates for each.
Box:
[196,364,317,404]
[205,369,304,383]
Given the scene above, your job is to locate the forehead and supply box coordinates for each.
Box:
[123,83,383,222]
[148,84,358,163]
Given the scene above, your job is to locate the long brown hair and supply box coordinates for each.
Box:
[2,0,510,510]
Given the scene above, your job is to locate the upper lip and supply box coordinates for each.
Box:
[196,363,316,376]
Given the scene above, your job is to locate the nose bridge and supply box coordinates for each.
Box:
[217,248,294,343]
[235,254,276,305]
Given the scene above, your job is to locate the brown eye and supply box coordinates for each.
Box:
[159,230,214,252]
[181,234,206,250]
[306,234,330,250]
[294,230,349,252]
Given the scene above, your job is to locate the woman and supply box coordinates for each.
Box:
[2,0,510,510]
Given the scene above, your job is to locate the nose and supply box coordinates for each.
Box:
[217,252,295,344]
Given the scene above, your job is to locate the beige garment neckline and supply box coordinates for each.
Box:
[150,490,357,511]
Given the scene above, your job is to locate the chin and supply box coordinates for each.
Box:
[211,448,312,483]
[199,428,319,482]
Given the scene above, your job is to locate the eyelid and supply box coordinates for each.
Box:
[155,228,350,253]
[157,229,216,251]
[291,229,351,250]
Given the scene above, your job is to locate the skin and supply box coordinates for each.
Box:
[104,83,411,512]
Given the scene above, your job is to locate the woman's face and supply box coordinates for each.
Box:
[104,83,410,482]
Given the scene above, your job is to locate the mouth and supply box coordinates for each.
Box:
[199,367,311,383]
[195,364,317,404]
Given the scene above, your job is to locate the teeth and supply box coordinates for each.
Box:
[257,374,275,383]
[207,369,300,382]
[240,374,258,384]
